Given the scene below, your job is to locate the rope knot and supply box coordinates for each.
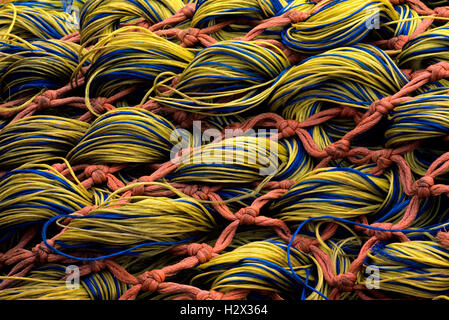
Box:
[370,97,395,116]
[278,119,300,138]
[427,61,449,83]
[291,236,316,253]
[129,177,153,196]
[434,6,449,18]
[365,222,395,241]
[178,28,202,47]
[130,183,145,196]
[371,149,394,171]
[34,90,58,110]
[179,3,196,19]
[412,176,434,199]
[186,243,214,264]
[197,185,212,199]
[389,0,407,4]
[285,10,309,23]
[137,269,165,293]
[387,34,410,50]
[183,184,199,197]
[183,185,216,200]
[84,165,109,185]
[31,240,54,264]
[235,207,259,225]
[196,290,224,300]
[325,139,350,159]
[331,273,357,292]
[339,106,358,119]
[91,97,113,114]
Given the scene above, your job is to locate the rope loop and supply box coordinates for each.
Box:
[137,269,166,293]
[324,139,351,159]
[369,97,395,116]
[31,240,54,264]
[278,119,301,138]
[331,273,357,292]
[34,90,58,111]
[411,176,435,199]
[291,236,316,254]
[186,243,215,264]
[84,165,110,185]
[235,207,259,225]
[178,28,202,47]
[427,62,449,83]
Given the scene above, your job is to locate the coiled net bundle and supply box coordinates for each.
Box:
[1,0,449,301]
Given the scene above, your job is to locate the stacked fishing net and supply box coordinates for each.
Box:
[1,0,449,300]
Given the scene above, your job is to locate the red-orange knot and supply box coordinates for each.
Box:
[196,290,225,300]
[137,269,166,293]
[179,3,196,19]
[31,240,54,264]
[386,34,410,50]
[339,106,358,119]
[371,149,394,171]
[331,272,357,292]
[182,184,199,197]
[363,222,395,241]
[34,90,58,110]
[178,28,202,47]
[91,97,113,114]
[434,6,449,18]
[291,236,316,254]
[129,177,153,196]
[84,165,110,185]
[285,10,310,23]
[412,176,434,199]
[324,139,351,159]
[427,61,449,83]
[278,119,301,138]
[235,207,259,225]
[182,185,215,201]
[369,97,395,116]
[186,243,215,264]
